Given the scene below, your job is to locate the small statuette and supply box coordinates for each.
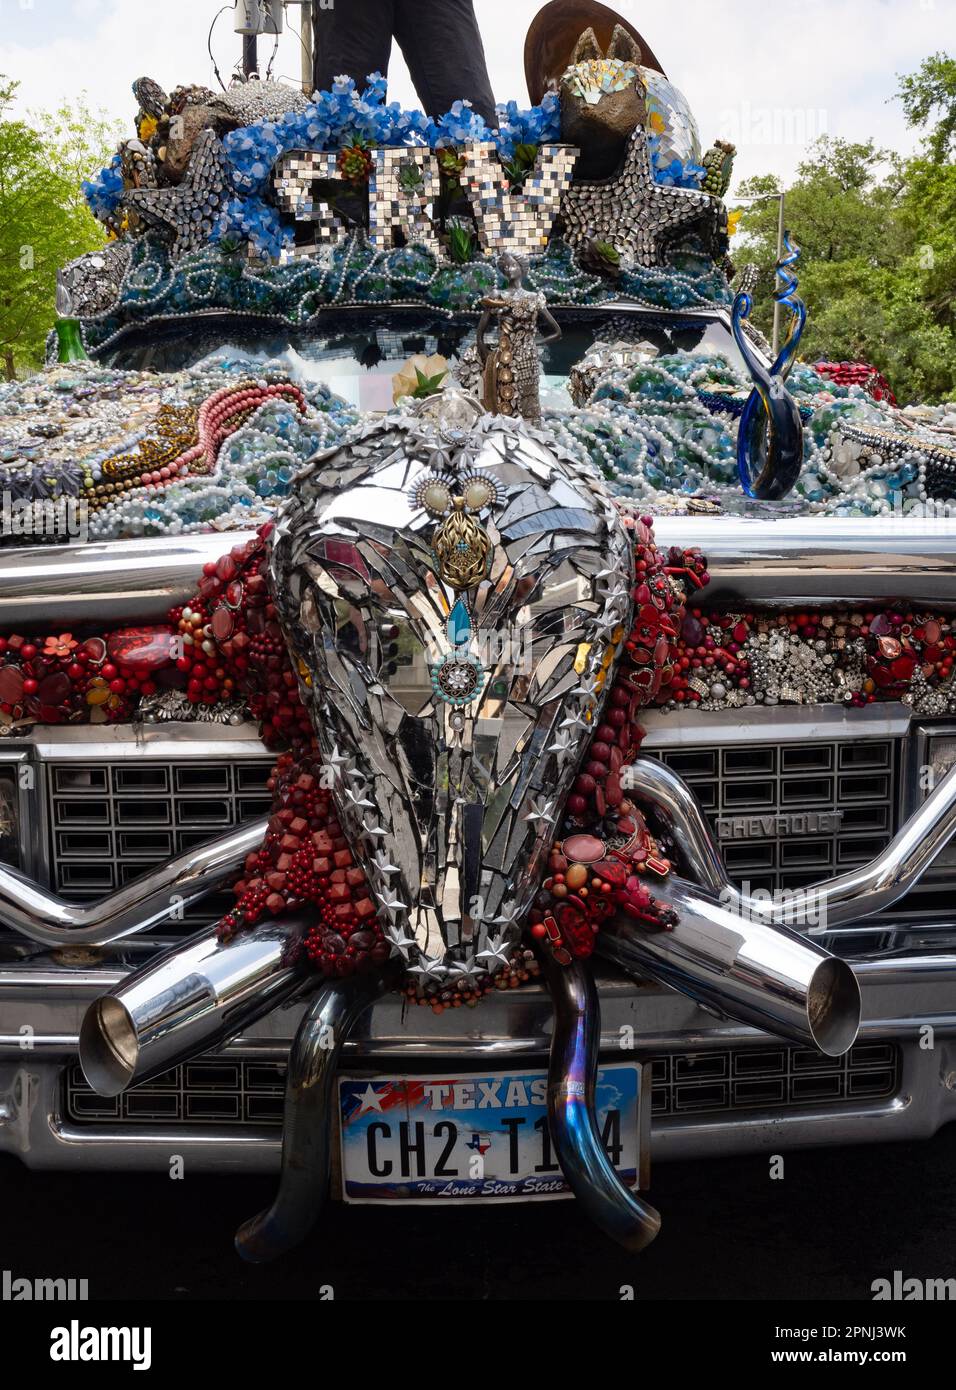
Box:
[476,252,561,424]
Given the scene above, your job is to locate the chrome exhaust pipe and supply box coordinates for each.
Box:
[79,916,310,1096]
[536,946,661,1251]
[629,754,956,931]
[599,876,861,1056]
[0,817,267,947]
[235,976,383,1263]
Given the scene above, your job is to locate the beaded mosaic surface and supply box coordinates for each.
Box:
[6,343,956,547]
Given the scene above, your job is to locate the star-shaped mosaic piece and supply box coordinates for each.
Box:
[560,127,723,269]
[122,129,234,259]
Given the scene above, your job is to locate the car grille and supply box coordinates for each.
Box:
[46,757,274,928]
[62,1042,901,1128]
[658,737,899,894]
[645,1041,900,1117]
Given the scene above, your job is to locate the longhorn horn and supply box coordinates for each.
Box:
[537,945,661,1251]
[599,877,862,1057]
[79,916,311,1096]
[235,976,383,1263]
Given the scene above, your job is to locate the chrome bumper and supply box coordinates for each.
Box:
[5,517,956,627]
[3,930,956,1173]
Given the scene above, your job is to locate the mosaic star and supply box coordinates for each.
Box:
[560,126,723,269]
[122,129,234,259]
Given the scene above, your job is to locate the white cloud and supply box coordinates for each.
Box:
[1,0,952,188]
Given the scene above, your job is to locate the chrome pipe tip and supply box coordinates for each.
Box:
[79,997,139,1097]
[807,957,862,1057]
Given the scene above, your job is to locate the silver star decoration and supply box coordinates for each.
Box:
[322,743,349,780]
[371,850,400,880]
[409,956,449,981]
[361,820,389,840]
[448,956,485,982]
[603,585,631,612]
[477,934,512,970]
[547,730,576,758]
[525,796,556,829]
[344,783,375,812]
[122,129,234,258]
[560,710,592,735]
[575,674,601,702]
[375,888,406,921]
[560,126,724,269]
[385,926,416,959]
[493,900,524,931]
[592,611,623,643]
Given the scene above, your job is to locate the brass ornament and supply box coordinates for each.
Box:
[432,501,491,591]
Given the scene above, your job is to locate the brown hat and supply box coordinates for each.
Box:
[524,0,667,105]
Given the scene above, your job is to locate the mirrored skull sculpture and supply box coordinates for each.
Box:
[268,392,635,983]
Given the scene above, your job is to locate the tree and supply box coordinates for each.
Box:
[0,78,120,379]
[733,61,956,406]
[897,52,956,163]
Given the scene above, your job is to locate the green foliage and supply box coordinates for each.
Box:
[411,365,448,399]
[503,142,540,188]
[734,56,956,406]
[897,52,956,163]
[445,216,476,264]
[0,77,119,379]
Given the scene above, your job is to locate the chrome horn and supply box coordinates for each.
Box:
[599,876,861,1056]
[629,754,956,931]
[79,917,311,1096]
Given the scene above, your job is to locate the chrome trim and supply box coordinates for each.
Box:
[0,534,252,627]
[638,701,913,748]
[5,941,956,1060]
[652,515,956,607]
[6,520,956,630]
[79,917,309,1094]
[2,960,954,1172]
[602,881,862,1056]
[0,817,266,946]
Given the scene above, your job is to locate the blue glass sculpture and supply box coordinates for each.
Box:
[732,232,807,500]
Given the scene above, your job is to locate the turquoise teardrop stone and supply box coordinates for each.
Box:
[447,599,471,647]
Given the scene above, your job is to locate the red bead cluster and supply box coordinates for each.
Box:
[0,628,175,727]
[401,950,542,1014]
[813,359,898,407]
[657,609,753,705]
[169,526,314,751]
[651,608,956,708]
[220,751,390,978]
[533,518,701,961]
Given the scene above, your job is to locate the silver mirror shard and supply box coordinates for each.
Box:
[269,392,634,981]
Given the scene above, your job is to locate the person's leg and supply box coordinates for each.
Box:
[312,0,395,94]
[393,0,497,125]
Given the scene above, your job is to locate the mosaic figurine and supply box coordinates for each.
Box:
[476,253,561,424]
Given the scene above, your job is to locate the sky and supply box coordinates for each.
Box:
[1,0,953,190]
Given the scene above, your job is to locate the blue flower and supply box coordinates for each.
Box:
[494,92,561,159]
[82,153,125,222]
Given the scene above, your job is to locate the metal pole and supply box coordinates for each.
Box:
[772,191,786,359]
[310,0,320,95]
[243,32,258,77]
[300,3,314,94]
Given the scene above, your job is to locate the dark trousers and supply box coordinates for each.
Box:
[312,0,498,126]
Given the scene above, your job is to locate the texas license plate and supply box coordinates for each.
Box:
[338,1063,644,1202]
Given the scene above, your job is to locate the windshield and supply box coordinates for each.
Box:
[100,307,748,413]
